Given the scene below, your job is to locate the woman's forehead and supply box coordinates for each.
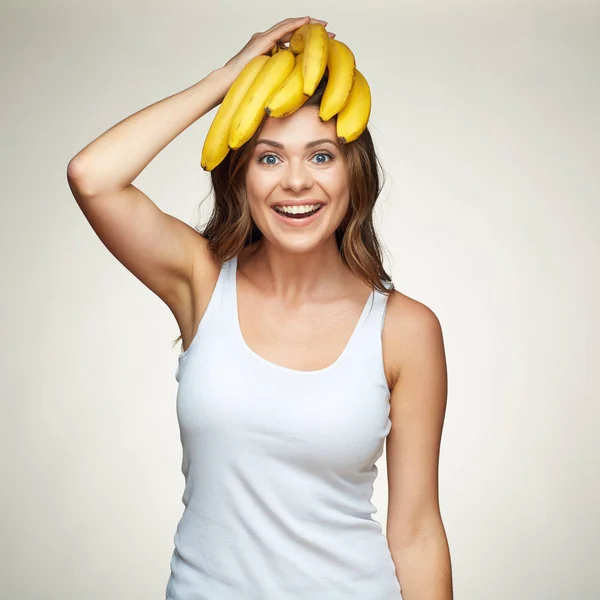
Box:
[257,107,337,147]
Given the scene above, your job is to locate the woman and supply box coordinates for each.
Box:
[67,15,452,600]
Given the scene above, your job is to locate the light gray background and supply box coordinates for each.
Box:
[1,1,599,598]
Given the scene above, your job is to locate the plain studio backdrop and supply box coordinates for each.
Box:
[1,0,598,598]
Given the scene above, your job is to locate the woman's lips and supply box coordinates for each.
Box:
[271,204,325,227]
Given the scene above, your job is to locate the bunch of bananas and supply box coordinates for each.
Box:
[201,23,371,172]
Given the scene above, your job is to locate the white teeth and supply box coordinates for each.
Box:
[274,204,321,214]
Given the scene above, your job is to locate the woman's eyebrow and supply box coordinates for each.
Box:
[306,138,339,149]
[255,138,339,149]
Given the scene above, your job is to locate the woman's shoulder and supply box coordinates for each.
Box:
[382,288,444,387]
[385,287,440,322]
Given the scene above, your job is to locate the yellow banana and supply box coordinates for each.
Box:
[265,53,309,118]
[319,38,356,122]
[229,49,296,150]
[336,68,371,144]
[300,24,329,96]
[289,24,310,54]
[201,55,270,171]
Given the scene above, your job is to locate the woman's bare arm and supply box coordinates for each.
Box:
[66,16,322,312]
[66,68,236,310]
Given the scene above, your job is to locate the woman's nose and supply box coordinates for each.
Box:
[280,159,313,193]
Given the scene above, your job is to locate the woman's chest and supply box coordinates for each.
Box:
[176,338,392,471]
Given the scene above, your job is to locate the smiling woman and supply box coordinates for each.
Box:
[199,73,393,295]
[253,137,332,221]
[67,14,451,600]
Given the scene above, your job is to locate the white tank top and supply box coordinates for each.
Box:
[166,255,402,600]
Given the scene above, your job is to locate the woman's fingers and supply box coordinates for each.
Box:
[262,16,310,36]
[264,16,328,40]
[278,32,295,44]
[277,19,331,43]
[242,17,333,59]
[223,17,332,77]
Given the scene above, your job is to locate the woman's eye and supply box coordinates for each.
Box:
[313,152,333,164]
[258,154,279,165]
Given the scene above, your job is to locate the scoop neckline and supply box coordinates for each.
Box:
[231,255,374,376]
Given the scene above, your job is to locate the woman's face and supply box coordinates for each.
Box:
[244,105,349,254]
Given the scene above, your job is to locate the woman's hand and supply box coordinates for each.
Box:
[222,16,335,79]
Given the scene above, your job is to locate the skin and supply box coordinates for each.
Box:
[243,105,352,292]
[234,105,376,373]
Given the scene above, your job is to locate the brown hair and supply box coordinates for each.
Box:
[174,73,393,349]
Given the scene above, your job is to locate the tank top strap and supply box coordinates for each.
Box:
[356,281,392,341]
[345,280,393,390]
[221,254,238,322]
[367,280,394,334]
[207,255,237,328]
[175,255,235,380]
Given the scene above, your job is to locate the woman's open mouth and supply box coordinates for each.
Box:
[271,203,325,225]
